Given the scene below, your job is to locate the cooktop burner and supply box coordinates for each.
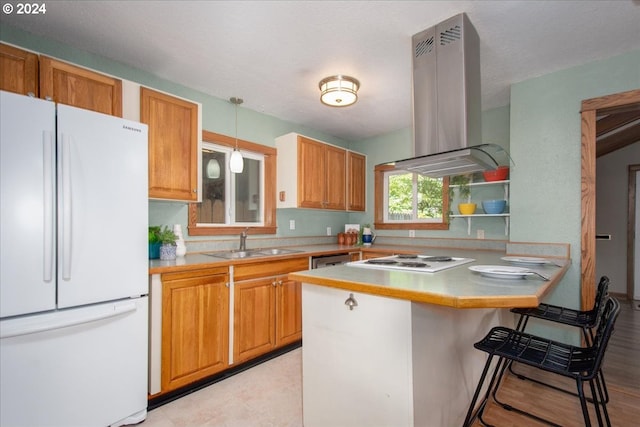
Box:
[397,261,428,268]
[351,255,475,273]
[421,256,453,262]
[365,259,398,265]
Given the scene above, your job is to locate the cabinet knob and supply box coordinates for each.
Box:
[344,293,358,311]
[193,189,197,193]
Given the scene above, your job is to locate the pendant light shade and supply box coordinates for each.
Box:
[229,97,244,173]
[319,75,360,107]
[229,149,244,173]
[206,158,220,179]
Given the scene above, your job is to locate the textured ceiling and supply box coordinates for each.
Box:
[1,1,639,142]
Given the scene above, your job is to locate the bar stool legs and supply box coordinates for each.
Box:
[463,298,619,427]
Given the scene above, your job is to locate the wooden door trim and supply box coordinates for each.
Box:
[580,88,640,309]
[628,165,640,300]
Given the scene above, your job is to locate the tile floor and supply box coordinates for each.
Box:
[141,348,302,427]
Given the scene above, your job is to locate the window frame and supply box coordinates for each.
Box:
[188,130,277,236]
[373,164,450,230]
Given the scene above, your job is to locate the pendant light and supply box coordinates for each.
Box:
[229,97,244,173]
[206,158,220,179]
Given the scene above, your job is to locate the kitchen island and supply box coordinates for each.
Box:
[289,249,569,427]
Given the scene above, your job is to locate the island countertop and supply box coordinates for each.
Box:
[289,249,569,309]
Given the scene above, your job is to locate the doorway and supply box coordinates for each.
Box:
[581,89,640,309]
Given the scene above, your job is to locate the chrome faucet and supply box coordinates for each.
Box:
[239,227,249,251]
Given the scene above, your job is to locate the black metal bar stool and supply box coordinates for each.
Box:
[463,297,620,427]
[509,276,610,402]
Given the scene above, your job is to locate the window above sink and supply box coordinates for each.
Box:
[188,130,277,236]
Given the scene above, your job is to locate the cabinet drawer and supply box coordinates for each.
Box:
[162,266,229,282]
[234,257,309,281]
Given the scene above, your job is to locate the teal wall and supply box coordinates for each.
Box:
[509,50,640,334]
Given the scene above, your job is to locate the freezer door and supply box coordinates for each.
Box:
[56,105,149,308]
[0,91,57,317]
[0,296,149,427]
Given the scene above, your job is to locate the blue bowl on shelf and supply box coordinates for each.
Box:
[482,199,507,214]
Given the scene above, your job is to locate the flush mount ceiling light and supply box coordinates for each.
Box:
[319,75,360,107]
[229,97,244,173]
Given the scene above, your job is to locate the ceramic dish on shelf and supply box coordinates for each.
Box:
[468,265,532,279]
[501,256,549,265]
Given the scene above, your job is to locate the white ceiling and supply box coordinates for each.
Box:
[2,1,639,141]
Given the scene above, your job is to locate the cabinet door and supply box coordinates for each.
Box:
[298,137,326,209]
[347,151,366,211]
[275,276,302,347]
[141,87,198,201]
[325,145,347,210]
[39,56,122,116]
[233,277,276,363]
[162,273,229,392]
[0,43,38,96]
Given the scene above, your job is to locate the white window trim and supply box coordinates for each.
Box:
[383,169,443,223]
[197,142,265,227]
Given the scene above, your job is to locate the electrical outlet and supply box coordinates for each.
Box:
[409,230,415,238]
[289,219,295,230]
[326,227,332,236]
[477,229,485,239]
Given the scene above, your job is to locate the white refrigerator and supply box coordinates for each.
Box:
[0,90,149,427]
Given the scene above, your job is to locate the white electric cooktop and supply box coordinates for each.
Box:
[347,254,475,273]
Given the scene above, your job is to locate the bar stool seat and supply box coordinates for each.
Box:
[463,297,620,427]
[509,276,610,401]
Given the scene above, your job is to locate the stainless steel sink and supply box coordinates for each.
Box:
[204,250,266,259]
[258,248,303,255]
[203,247,303,259]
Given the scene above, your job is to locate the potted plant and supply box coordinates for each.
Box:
[148,226,161,259]
[158,225,178,260]
[448,174,476,216]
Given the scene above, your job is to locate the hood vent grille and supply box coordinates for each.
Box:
[415,37,434,57]
[440,24,462,45]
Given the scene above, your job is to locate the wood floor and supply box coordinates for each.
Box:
[471,297,640,426]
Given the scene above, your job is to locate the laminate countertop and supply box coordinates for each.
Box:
[289,249,570,309]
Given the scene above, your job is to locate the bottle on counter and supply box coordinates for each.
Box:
[173,224,187,257]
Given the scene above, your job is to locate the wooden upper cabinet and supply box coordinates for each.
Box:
[324,144,347,210]
[298,137,329,209]
[276,133,348,210]
[298,136,346,210]
[39,56,122,116]
[141,87,198,201]
[0,43,38,96]
[347,151,366,211]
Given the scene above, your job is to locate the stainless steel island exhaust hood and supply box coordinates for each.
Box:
[391,13,504,177]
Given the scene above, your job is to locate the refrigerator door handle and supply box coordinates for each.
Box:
[60,133,73,281]
[0,301,138,339]
[43,130,55,282]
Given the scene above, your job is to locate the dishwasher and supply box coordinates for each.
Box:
[311,253,352,269]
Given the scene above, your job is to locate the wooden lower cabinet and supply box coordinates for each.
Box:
[233,257,307,364]
[161,267,229,392]
[276,275,303,346]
